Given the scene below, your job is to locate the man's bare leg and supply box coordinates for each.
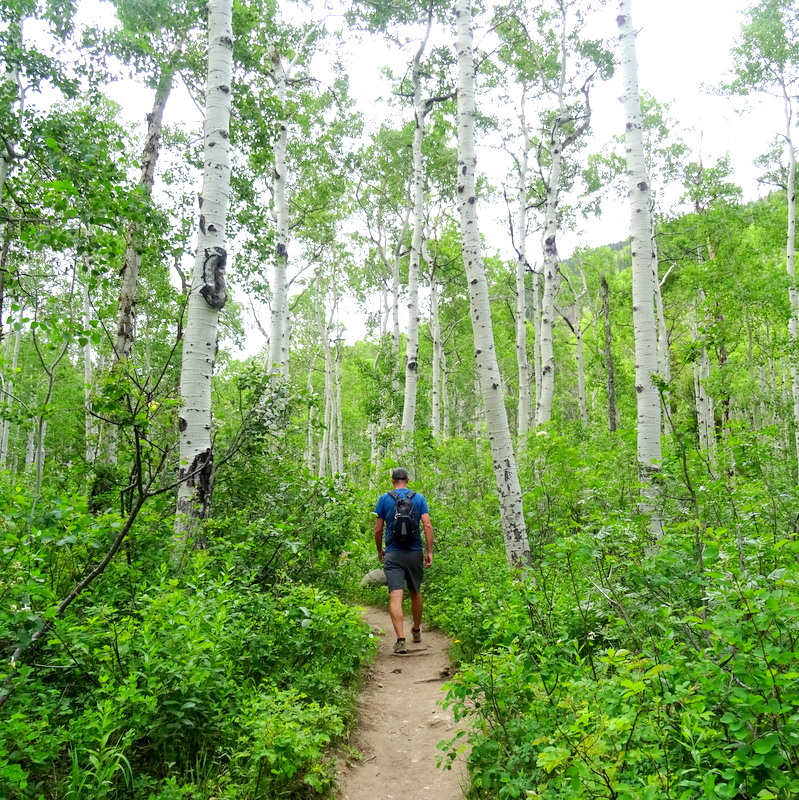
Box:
[410,590,423,631]
[389,589,405,639]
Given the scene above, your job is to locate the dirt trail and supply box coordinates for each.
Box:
[336,606,469,800]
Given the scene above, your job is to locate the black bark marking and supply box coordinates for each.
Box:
[200,246,228,309]
[219,84,230,93]
[276,242,288,259]
[184,448,214,508]
[179,417,187,432]
[468,196,476,204]
[220,36,233,48]
[637,181,648,191]
[470,278,478,285]
[199,214,206,235]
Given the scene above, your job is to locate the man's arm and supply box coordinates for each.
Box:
[421,512,433,568]
[374,518,385,562]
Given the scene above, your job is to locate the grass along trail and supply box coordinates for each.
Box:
[336,606,469,800]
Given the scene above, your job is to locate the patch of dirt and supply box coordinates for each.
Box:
[336,606,469,800]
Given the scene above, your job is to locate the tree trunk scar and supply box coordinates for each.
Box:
[200,247,228,309]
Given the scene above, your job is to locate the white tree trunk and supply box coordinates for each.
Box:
[175,0,233,542]
[113,66,174,362]
[335,338,344,474]
[514,102,532,440]
[532,269,542,412]
[456,0,529,566]
[400,21,433,436]
[0,15,22,234]
[0,16,22,470]
[441,340,450,439]
[0,314,22,470]
[535,253,560,426]
[430,278,442,438]
[269,53,291,379]
[618,0,662,535]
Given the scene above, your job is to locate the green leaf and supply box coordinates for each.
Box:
[753,735,777,754]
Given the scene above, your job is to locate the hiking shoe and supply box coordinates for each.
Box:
[393,638,407,654]
[411,627,422,643]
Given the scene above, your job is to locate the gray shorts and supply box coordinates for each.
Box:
[383,550,424,594]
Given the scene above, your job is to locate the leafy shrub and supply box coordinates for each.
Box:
[439,526,799,799]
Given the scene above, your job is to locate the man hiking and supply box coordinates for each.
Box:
[374,467,434,654]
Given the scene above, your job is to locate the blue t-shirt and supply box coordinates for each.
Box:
[375,488,429,552]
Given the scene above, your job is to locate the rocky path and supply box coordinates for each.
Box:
[336,606,469,800]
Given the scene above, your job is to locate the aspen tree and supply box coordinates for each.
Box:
[494,0,607,426]
[456,0,530,566]
[512,87,533,441]
[400,11,434,436]
[729,0,799,475]
[175,0,233,544]
[617,0,662,534]
[113,65,176,363]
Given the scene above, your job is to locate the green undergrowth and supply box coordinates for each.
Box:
[0,480,377,800]
[419,432,799,800]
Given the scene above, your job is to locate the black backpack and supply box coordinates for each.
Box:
[389,490,418,546]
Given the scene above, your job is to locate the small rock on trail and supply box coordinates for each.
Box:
[336,606,469,800]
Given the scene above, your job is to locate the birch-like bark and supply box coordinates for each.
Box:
[531,269,542,411]
[401,16,434,436]
[431,277,442,438]
[335,338,344,474]
[456,0,529,566]
[0,15,22,458]
[441,334,450,439]
[113,64,175,362]
[535,3,591,427]
[175,0,232,543]
[0,15,22,252]
[514,96,533,440]
[0,312,22,470]
[618,0,662,534]
[269,50,291,379]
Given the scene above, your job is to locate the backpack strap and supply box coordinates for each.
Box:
[388,490,398,501]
